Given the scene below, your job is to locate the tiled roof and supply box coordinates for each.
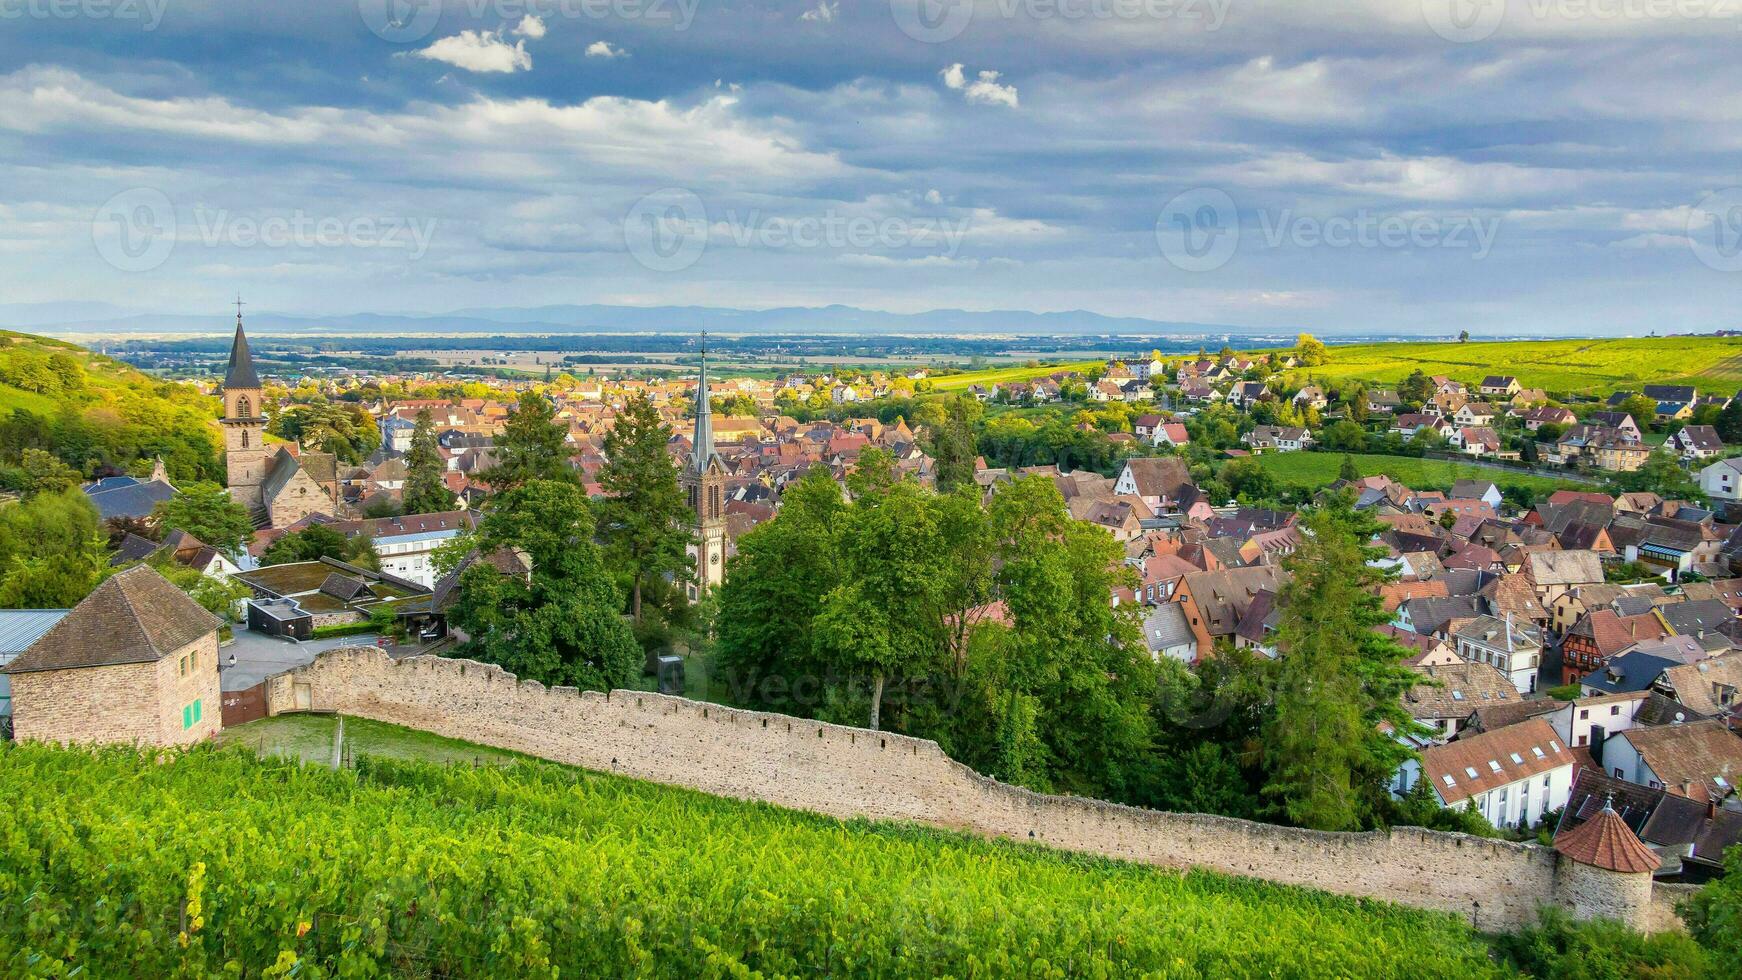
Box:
[1554,802,1661,873]
[2,566,220,674]
[1421,718,1572,805]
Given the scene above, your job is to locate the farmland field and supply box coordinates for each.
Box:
[0,738,1526,977]
[929,360,1101,391]
[1272,336,1742,394]
[1236,451,1593,500]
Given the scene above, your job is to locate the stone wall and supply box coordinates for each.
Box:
[11,633,218,747]
[266,648,1672,933]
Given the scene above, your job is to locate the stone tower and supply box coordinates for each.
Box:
[220,307,268,512]
[1552,798,1661,928]
[683,339,728,599]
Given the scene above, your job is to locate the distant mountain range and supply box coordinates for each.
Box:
[1,301,1273,339]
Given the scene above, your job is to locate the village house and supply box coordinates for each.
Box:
[1400,718,1576,830]
[1601,720,1742,800]
[1453,614,1543,694]
[1670,425,1724,461]
[1241,425,1313,453]
[1,566,222,747]
[1480,375,1522,397]
[1698,457,1742,502]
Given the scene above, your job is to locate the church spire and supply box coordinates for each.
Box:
[690,333,718,473]
[224,297,261,390]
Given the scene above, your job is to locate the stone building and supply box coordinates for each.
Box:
[221,311,340,527]
[682,341,728,600]
[1,566,222,746]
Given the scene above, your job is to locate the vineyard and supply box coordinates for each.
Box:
[1238,452,1591,501]
[1272,336,1742,394]
[0,741,1527,978]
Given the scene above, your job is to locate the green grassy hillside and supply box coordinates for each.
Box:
[0,736,1523,977]
[1280,336,1742,394]
[0,330,221,483]
[929,360,1101,391]
[1238,452,1592,500]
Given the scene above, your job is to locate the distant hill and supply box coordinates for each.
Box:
[7,302,1260,339]
[0,330,220,485]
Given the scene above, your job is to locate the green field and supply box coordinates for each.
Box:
[1237,451,1592,499]
[214,713,526,767]
[929,360,1101,391]
[0,734,1530,978]
[1279,336,1742,394]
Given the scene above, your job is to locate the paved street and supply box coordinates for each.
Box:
[219,630,381,691]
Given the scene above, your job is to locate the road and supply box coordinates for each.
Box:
[219,630,381,691]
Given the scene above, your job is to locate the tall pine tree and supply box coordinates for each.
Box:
[1262,491,1422,831]
[482,392,574,493]
[598,393,693,623]
[400,409,452,515]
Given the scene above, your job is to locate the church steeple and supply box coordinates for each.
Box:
[690,334,720,474]
[224,298,261,391]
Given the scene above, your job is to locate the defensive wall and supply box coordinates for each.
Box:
[264,647,1688,933]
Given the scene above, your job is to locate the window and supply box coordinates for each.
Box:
[1488,760,1502,772]
[181,699,203,731]
[1579,708,1589,720]
[1442,774,1456,787]
[1610,705,1621,716]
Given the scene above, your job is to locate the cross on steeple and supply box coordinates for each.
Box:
[234,294,246,324]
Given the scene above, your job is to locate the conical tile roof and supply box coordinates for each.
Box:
[1554,802,1661,874]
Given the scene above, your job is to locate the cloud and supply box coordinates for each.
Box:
[940,64,1018,108]
[512,15,546,39]
[800,1,837,22]
[586,41,627,59]
[416,29,533,74]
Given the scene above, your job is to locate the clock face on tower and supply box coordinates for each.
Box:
[710,553,719,564]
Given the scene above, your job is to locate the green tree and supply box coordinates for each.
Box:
[1262,493,1422,830]
[1615,394,1660,432]
[1221,457,1277,502]
[1716,397,1742,444]
[1321,419,1368,452]
[1293,333,1329,367]
[1609,449,1699,501]
[152,483,255,557]
[1337,453,1360,482]
[714,468,845,713]
[400,410,452,516]
[598,393,692,624]
[262,524,350,566]
[19,448,80,495]
[448,480,640,691]
[924,396,981,494]
[813,476,947,730]
[481,392,574,493]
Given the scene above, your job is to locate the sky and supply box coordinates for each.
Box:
[2,0,1741,336]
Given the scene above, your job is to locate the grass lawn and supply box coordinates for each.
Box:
[216,713,527,768]
[1238,451,1592,499]
[1268,336,1742,393]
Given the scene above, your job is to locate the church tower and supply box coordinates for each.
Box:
[220,302,268,512]
[683,338,728,599]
